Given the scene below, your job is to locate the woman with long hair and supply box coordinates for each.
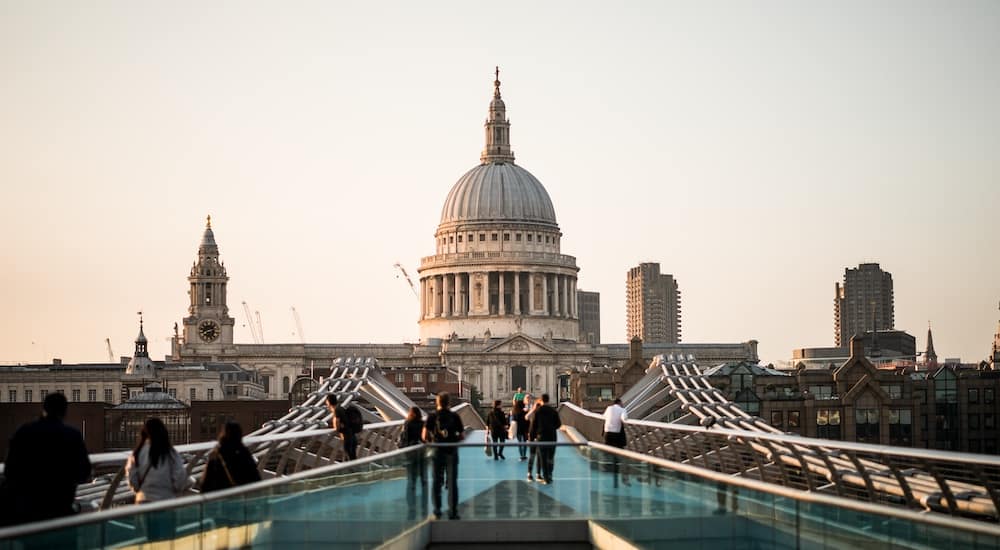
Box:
[200,422,261,492]
[399,406,426,519]
[125,417,189,503]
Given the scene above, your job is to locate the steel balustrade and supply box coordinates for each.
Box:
[560,353,1000,522]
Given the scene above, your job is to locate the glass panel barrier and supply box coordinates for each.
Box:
[2,437,999,549]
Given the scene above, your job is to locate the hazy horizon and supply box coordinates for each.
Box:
[2,2,998,366]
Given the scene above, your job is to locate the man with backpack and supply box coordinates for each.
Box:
[422,392,465,520]
[326,394,362,460]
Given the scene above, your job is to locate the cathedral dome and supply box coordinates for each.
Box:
[439,162,557,227]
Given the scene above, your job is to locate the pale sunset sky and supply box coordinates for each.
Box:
[1,1,998,366]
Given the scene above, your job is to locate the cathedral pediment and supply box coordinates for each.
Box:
[482,334,556,354]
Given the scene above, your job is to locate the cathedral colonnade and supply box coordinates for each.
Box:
[419,270,578,321]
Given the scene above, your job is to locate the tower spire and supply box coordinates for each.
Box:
[481,67,515,164]
[925,321,938,367]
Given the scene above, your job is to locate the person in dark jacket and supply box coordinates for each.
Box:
[510,399,528,460]
[399,406,426,519]
[200,422,261,493]
[528,393,562,485]
[1,393,91,526]
[422,392,465,520]
[485,400,508,460]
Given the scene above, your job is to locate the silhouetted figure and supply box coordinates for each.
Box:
[200,422,261,492]
[510,399,528,460]
[528,393,562,485]
[524,395,543,481]
[486,400,508,460]
[399,406,426,519]
[326,394,358,460]
[1,393,91,526]
[423,392,465,520]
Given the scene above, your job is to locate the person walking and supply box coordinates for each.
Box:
[326,394,358,460]
[199,422,262,492]
[399,406,426,519]
[602,398,628,449]
[485,400,508,460]
[528,394,562,485]
[524,395,543,481]
[510,399,528,461]
[422,392,465,520]
[1,393,91,526]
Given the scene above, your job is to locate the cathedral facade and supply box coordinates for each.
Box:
[170,72,760,404]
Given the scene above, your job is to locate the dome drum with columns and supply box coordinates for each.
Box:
[418,70,580,343]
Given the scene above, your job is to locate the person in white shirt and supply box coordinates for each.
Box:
[602,398,628,448]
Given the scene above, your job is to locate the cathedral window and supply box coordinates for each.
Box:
[491,233,498,241]
[207,388,214,400]
[105,388,113,402]
[479,233,485,242]
[527,234,533,242]
[190,388,197,401]
[458,235,463,243]
[503,233,510,241]
[449,236,454,243]
[88,389,96,401]
[515,233,521,241]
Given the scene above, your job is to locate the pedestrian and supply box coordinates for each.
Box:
[524,395,543,481]
[0,393,91,526]
[486,400,508,460]
[528,393,562,485]
[326,394,358,460]
[602,398,628,449]
[513,386,525,406]
[126,417,189,503]
[399,406,426,519]
[199,422,262,492]
[510,399,528,461]
[422,392,465,520]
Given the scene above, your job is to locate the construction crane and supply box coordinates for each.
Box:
[291,306,305,343]
[255,310,265,344]
[105,338,114,362]
[393,261,418,299]
[242,301,262,344]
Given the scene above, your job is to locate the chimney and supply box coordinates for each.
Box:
[849,335,865,359]
[630,336,642,363]
[52,358,62,366]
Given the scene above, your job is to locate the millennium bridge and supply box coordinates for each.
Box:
[2,355,999,548]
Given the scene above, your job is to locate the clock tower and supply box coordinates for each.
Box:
[180,215,235,354]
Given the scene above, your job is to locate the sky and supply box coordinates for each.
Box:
[1,1,998,367]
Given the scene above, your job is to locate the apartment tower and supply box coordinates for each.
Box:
[834,263,894,346]
[626,263,681,344]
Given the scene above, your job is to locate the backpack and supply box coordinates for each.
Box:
[346,405,365,434]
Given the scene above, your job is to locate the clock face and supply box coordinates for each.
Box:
[198,320,220,343]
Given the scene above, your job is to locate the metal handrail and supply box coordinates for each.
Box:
[4,437,998,543]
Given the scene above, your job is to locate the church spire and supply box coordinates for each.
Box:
[480,66,515,164]
[925,321,937,367]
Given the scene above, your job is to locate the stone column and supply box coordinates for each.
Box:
[456,273,464,316]
[527,272,535,315]
[419,278,426,320]
[562,275,569,318]
[570,278,577,318]
[553,275,561,317]
[443,274,452,317]
[542,273,549,315]
[513,271,521,315]
[435,275,443,317]
[484,272,491,315]
[498,271,506,315]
